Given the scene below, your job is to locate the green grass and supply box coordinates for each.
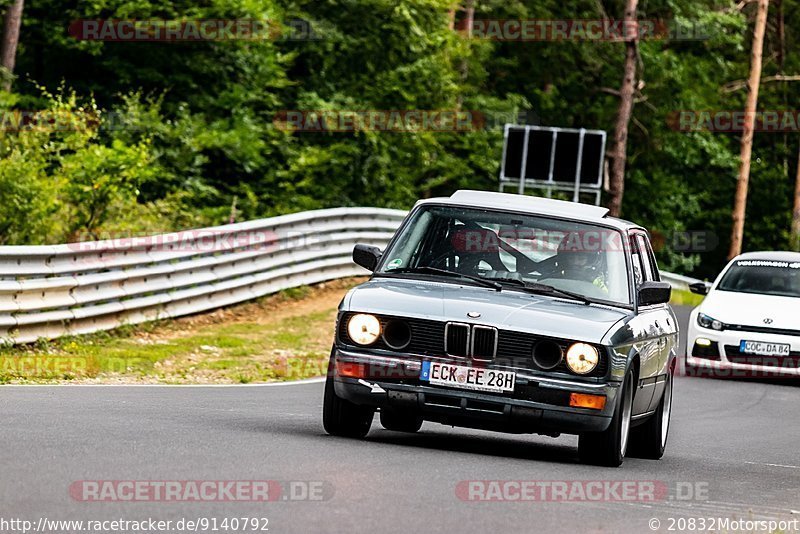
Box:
[0,283,346,384]
[670,288,704,307]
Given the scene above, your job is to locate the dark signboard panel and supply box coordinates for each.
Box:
[501,126,606,188]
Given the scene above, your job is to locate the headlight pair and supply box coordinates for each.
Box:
[697,313,724,331]
[346,313,600,375]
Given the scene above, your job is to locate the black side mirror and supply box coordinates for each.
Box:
[688,281,711,295]
[353,244,382,272]
[638,281,672,307]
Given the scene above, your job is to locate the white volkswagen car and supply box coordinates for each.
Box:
[686,251,800,377]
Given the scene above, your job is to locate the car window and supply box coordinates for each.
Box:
[717,259,800,298]
[379,205,632,305]
[629,236,646,286]
[634,234,656,282]
[640,235,661,281]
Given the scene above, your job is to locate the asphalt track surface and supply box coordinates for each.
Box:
[2,305,799,534]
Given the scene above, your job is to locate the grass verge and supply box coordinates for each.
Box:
[0,278,364,384]
[669,288,704,308]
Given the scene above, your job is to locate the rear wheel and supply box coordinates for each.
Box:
[629,366,673,459]
[322,354,374,438]
[380,410,423,433]
[578,369,634,467]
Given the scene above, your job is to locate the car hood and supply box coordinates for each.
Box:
[344,277,631,343]
[700,290,800,329]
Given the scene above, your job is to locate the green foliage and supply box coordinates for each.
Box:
[1,0,799,278]
[0,90,157,242]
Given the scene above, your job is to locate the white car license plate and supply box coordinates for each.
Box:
[740,340,791,357]
[420,361,515,393]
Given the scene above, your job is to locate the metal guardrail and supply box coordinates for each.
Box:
[660,272,702,292]
[0,205,699,345]
[0,208,407,344]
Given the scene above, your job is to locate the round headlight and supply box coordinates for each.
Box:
[347,314,381,345]
[566,343,599,375]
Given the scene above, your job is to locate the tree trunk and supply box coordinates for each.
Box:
[728,0,769,259]
[0,0,24,91]
[792,143,800,251]
[606,0,638,217]
[463,0,474,34]
[776,0,785,70]
[459,0,475,77]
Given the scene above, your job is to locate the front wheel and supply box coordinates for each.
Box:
[578,369,634,467]
[628,366,673,459]
[322,356,374,438]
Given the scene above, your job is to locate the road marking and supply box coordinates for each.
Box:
[0,377,327,388]
[745,461,800,470]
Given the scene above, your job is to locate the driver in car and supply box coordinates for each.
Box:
[551,248,609,294]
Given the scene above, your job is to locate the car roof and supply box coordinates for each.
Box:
[733,251,800,262]
[415,190,644,231]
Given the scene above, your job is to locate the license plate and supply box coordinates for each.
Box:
[740,340,791,357]
[420,361,515,393]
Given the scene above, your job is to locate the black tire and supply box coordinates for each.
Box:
[380,410,423,433]
[578,369,634,467]
[628,366,673,460]
[322,356,374,438]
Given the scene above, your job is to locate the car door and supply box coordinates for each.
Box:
[637,233,677,410]
[629,232,660,415]
[632,232,675,412]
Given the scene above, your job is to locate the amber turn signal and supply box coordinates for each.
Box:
[569,392,607,410]
[336,361,366,379]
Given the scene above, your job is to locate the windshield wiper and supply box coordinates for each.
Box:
[385,267,502,291]
[482,276,592,305]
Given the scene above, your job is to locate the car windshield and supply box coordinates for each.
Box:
[377,205,631,305]
[717,259,800,298]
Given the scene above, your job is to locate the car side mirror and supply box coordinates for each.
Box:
[637,281,672,306]
[353,244,382,272]
[688,281,711,295]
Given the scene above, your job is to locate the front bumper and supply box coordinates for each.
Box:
[686,319,800,378]
[333,348,617,434]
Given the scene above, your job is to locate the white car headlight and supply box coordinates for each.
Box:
[347,314,381,345]
[697,312,723,331]
[566,343,600,375]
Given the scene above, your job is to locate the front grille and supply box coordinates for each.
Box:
[445,323,470,357]
[471,325,497,360]
[338,312,606,376]
[724,345,800,367]
[725,324,800,337]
